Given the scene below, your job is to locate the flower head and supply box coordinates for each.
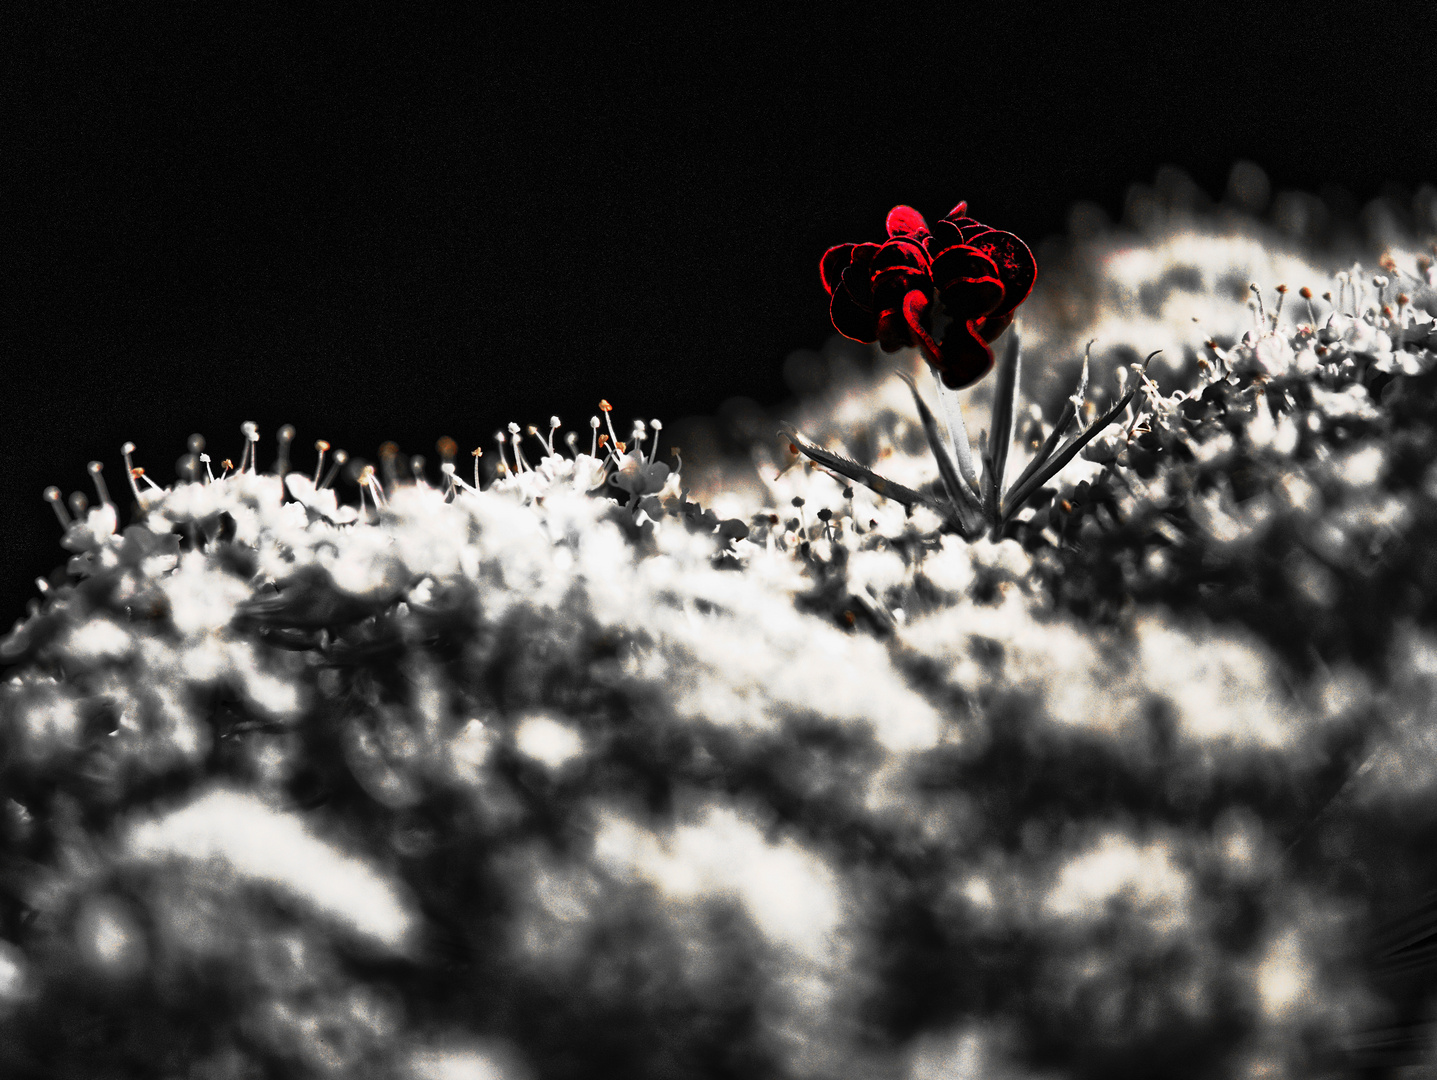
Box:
[821,202,1036,389]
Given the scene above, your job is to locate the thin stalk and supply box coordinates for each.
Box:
[1001,389,1136,523]
[932,371,982,500]
[779,425,948,518]
[898,374,983,535]
[984,328,1022,521]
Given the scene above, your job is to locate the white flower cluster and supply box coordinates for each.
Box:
[3,184,1437,1076]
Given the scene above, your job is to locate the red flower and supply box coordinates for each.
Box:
[820,202,1036,389]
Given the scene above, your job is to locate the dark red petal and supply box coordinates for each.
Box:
[941,278,1004,321]
[873,267,932,310]
[975,308,1017,344]
[962,230,1037,320]
[820,244,855,296]
[871,239,934,308]
[875,307,911,352]
[872,238,931,273]
[842,246,881,305]
[846,243,881,301]
[829,282,879,342]
[935,320,997,389]
[885,205,930,238]
[901,289,942,366]
[925,218,964,255]
[945,200,968,219]
[930,245,1000,295]
[955,220,991,241]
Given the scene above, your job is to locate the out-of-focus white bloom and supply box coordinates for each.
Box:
[124,788,418,954]
[592,802,842,963]
[284,473,360,525]
[513,713,585,771]
[162,550,253,636]
[1045,831,1194,939]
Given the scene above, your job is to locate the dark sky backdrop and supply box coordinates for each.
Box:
[4,4,1436,630]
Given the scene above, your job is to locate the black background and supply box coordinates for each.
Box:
[5,3,1436,631]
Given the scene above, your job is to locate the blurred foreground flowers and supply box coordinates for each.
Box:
[3,174,1437,1078]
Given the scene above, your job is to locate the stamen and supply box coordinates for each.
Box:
[361,464,388,509]
[494,430,511,478]
[508,423,531,472]
[132,467,163,493]
[547,416,561,455]
[120,442,142,503]
[1300,286,1317,326]
[199,453,215,483]
[313,440,330,487]
[1248,284,1266,334]
[274,425,295,476]
[564,431,580,457]
[219,460,233,481]
[472,446,483,490]
[589,416,601,458]
[240,422,259,474]
[378,442,401,491]
[442,460,474,497]
[436,437,457,469]
[69,491,89,519]
[87,461,113,508]
[320,449,347,490]
[648,418,663,464]
[44,486,70,528]
[410,455,427,486]
[1273,284,1287,329]
[599,401,622,450]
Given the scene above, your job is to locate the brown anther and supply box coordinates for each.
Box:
[1060,500,1073,513]
[1276,284,1289,294]
[471,447,483,457]
[1205,339,1219,350]
[1398,293,1410,306]
[842,611,856,627]
[789,443,799,455]
[768,514,779,524]
[129,467,144,479]
[379,442,399,460]
[1382,304,1395,319]
[1419,255,1433,273]
[1299,286,1312,299]
[1380,253,1397,273]
[437,437,457,457]
[598,434,609,447]
[615,441,626,453]
[598,399,613,412]
[1316,345,1328,356]
[315,439,330,452]
[221,459,234,471]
